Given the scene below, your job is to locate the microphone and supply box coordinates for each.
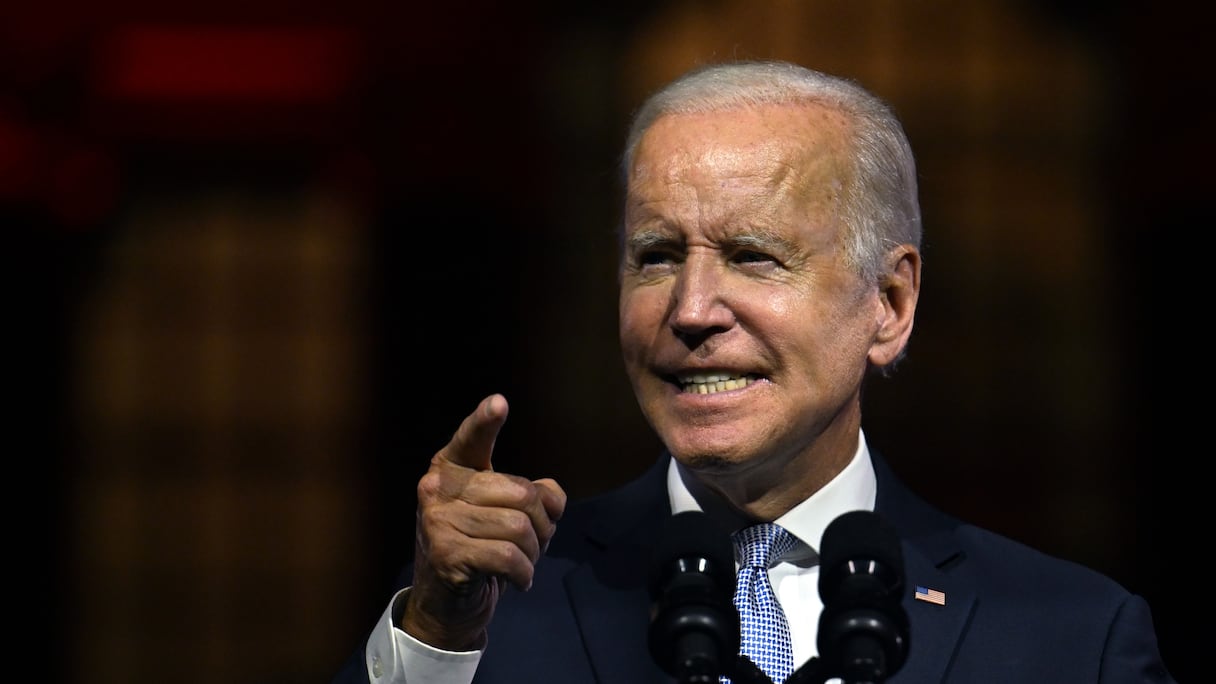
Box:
[815,510,909,684]
[647,511,740,684]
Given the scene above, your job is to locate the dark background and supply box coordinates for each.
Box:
[9,2,1203,682]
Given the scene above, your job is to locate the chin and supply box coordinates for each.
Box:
[669,445,753,475]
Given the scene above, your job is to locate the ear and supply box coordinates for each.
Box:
[868,245,921,368]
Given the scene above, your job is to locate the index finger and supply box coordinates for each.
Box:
[438,393,509,472]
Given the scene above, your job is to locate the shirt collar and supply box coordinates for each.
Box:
[666,429,877,557]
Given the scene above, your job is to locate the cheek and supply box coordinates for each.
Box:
[813,298,883,368]
[768,289,871,357]
[763,289,796,318]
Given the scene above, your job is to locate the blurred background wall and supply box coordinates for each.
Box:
[8,1,1202,682]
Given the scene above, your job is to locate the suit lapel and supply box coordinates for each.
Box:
[566,546,668,684]
[565,455,674,684]
[892,538,973,682]
[872,449,974,683]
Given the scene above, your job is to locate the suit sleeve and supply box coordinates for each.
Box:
[1100,593,1177,683]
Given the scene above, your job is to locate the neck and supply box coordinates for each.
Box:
[685,410,861,522]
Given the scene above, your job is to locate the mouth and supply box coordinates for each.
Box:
[673,372,761,395]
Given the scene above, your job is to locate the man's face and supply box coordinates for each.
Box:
[619,103,888,487]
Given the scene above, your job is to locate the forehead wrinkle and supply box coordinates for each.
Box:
[627,165,815,251]
[626,105,845,245]
[692,157,807,241]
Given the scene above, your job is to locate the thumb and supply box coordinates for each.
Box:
[440,393,508,472]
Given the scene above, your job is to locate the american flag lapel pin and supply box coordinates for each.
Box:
[915,585,946,606]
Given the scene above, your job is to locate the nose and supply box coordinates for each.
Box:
[669,255,735,342]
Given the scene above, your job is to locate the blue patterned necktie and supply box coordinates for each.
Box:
[724,523,798,684]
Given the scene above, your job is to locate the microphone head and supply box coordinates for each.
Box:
[817,510,910,681]
[648,510,735,599]
[818,509,904,606]
[647,511,739,681]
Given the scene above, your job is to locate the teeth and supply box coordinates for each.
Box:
[678,373,752,394]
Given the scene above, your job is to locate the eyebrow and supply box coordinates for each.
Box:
[624,229,676,252]
[731,231,798,254]
[625,228,798,254]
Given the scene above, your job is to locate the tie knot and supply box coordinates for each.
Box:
[733,523,796,569]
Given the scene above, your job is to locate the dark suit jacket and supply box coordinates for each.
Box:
[333,449,1175,683]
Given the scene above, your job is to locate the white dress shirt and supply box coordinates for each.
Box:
[362,430,878,683]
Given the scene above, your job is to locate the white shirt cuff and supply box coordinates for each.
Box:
[365,587,483,684]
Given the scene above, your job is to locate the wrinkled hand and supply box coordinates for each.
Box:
[401,394,567,651]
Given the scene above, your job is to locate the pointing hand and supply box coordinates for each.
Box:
[401,394,567,650]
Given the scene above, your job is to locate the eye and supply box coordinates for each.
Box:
[733,249,779,266]
[638,249,675,266]
[627,244,685,277]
